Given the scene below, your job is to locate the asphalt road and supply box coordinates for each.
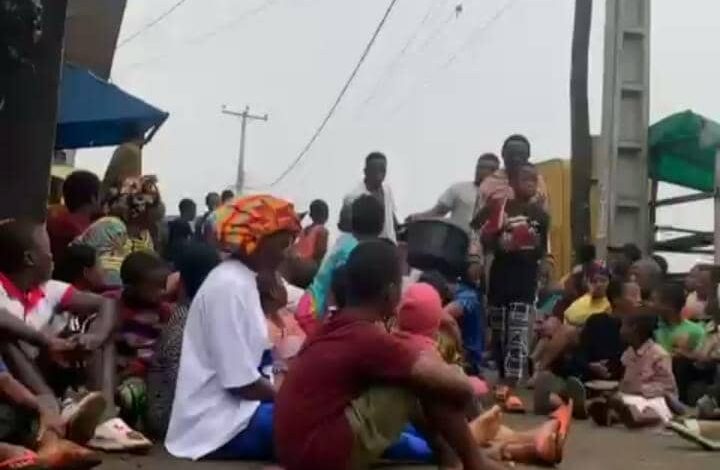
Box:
[97,415,718,470]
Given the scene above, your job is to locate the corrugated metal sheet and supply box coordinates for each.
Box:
[65,0,127,79]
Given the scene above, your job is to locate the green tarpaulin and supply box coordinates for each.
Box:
[649,110,720,192]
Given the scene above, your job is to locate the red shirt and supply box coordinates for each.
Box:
[274,314,420,470]
[47,207,92,261]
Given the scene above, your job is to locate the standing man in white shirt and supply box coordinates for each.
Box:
[165,195,301,461]
[407,153,501,231]
[343,152,398,243]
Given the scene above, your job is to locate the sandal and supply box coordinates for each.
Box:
[666,419,720,451]
[0,450,46,470]
[86,418,152,453]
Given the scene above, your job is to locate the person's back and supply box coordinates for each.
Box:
[275,314,419,469]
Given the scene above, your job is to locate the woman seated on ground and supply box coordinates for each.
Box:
[395,283,572,466]
[563,265,611,327]
[588,308,679,428]
[74,176,162,288]
[533,278,641,417]
[145,242,221,439]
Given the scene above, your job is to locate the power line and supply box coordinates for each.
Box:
[358,0,449,110]
[118,0,278,72]
[117,0,191,49]
[262,0,401,188]
[388,0,520,117]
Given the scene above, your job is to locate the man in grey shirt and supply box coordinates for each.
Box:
[408,153,500,231]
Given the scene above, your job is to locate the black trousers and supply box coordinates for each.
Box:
[673,357,717,405]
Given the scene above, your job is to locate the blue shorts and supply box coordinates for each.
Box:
[205,403,431,463]
[206,403,275,460]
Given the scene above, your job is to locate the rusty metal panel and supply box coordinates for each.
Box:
[65,0,126,79]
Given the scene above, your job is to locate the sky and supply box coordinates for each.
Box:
[77,0,720,270]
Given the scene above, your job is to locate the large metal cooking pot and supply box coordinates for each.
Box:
[405,219,469,277]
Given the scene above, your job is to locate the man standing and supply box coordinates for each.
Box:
[408,153,500,231]
[195,192,220,241]
[47,170,101,262]
[166,199,197,264]
[343,152,398,243]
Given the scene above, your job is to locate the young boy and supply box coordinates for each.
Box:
[53,244,106,293]
[652,282,709,404]
[443,264,485,376]
[114,251,171,380]
[589,309,678,428]
[293,199,330,266]
[563,266,611,327]
[475,163,549,411]
[275,241,505,470]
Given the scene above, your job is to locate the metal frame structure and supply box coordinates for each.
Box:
[596,0,652,257]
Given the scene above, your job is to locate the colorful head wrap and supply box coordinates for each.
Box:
[214,194,301,255]
[105,175,160,220]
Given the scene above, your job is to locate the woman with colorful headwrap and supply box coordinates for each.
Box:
[73,176,162,287]
[166,194,301,461]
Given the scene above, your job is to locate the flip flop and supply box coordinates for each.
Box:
[533,419,563,465]
[666,420,720,451]
[551,399,573,444]
[62,392,107,445]
[0,450,46,470]
[565,377,587,419]
[86,418,152,453]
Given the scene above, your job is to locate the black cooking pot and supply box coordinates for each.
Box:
[405,219,469,278]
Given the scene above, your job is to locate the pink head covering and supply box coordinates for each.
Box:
[397,283,444,339]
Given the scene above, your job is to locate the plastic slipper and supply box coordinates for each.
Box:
[533,419,563,465]
[86,418,152,453]
[0,450,46,470]
[585,380,619,393]
[551,399,573,444]
[62,392,107,445]
[565,377,587,419]
[36,438,101,470]
[666,420,720,451]
[504,395,526,414]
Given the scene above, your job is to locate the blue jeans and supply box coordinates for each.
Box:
[205,403,432,463]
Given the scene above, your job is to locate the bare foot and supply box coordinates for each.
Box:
[469,405,503,445]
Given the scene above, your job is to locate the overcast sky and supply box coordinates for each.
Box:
[77,0,720,269]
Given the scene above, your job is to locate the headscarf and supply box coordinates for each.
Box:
[105,175,160,221]
[214,194,300,255]
[395,283,444,351]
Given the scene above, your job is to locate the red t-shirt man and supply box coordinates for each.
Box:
[47,205,92,262]
[274,314,420,470]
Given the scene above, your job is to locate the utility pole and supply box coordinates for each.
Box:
[221,105,268,194]
[569,0,593,253]
[0,0,68,221]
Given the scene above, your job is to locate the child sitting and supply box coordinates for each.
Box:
[589,308,678,428]
[53,244,106,293]
[396,283,572,466]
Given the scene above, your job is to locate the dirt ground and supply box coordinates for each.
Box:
[97,414,718,470]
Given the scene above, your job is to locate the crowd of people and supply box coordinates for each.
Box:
[0,134,719,470]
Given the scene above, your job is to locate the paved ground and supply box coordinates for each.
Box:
[97,415,718,470]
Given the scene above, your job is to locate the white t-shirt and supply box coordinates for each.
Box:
[165,260,271,460]
[343,182,397,242]
[0,276,73,333]
[437,181,480,231]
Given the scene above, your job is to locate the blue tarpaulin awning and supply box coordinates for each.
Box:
[56,63,168,149]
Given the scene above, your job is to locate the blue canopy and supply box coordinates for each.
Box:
[56,63,168,149]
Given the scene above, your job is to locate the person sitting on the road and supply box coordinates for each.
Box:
[295,195,384,334]
[146,242,220,439]
[563,265,611,327]
[588,309,678,428]
[653,282,709,404]
[275,241,506,470]
[0,221,119,442]
[165,195,301,461]
[395,282,572,466]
